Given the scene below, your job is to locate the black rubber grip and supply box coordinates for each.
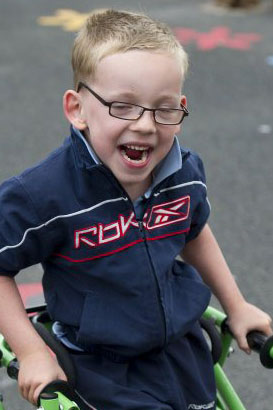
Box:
[39,391,58,400]
[7,359,19,380]
[247,332,273,369]
[38,380,78,408]
[223,319,273,369]
[246,331,267,352]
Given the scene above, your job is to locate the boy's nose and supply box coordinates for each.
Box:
[129,110,157,134]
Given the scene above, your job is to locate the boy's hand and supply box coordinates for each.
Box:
[227,301,273,354]
[18,348,67,405]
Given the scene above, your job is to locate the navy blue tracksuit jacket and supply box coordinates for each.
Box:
[0,128,216,409]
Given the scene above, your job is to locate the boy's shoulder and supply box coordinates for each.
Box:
[0,136,77,219]
[18,136,72,183]
[179,146,207,183]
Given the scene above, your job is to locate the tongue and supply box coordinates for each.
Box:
[124,147,143,160]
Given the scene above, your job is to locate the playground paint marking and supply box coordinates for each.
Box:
[173,26,262,50]
[37,9,262,51]
[37,8,104,31]
[18,282,43,305]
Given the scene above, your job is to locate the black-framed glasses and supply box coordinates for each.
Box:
[77,82,189,125]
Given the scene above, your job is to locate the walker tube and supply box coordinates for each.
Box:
[214,363,246,410]
[57,392,80,410]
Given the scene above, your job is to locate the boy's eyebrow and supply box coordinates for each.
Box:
[155,94,181,103]
[105,90,140,101]
[106,91,181,104]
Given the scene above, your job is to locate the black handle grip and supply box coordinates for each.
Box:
[7,359,19,380]
[246,331,267,352]
[247,332,273,369]
[6,362,78,408]
[222,319,273,369]
[38,379,78,407]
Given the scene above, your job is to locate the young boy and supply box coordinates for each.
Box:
[0,9,271,410]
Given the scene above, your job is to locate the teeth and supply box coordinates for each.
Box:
[121,149,148,163]
[124,145,147,151]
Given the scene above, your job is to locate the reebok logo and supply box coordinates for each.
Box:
[147,196,190,230]
[74,196,190,249]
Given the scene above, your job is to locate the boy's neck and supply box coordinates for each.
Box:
[122,176,153,202]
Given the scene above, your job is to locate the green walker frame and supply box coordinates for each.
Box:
[1,304,273,410]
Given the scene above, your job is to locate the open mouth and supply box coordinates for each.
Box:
[120,144,150,164]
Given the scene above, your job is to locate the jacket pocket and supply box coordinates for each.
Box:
[45,287,85,326]
[165,260,211,341]
[76,290,162,356]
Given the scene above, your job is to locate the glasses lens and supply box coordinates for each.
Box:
[155,109,184,125]
[110,102,142,120]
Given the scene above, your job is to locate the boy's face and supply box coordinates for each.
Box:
[71,50,186,198]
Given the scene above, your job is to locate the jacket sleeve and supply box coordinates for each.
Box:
[0,176,56,276]
[185,153,211,243]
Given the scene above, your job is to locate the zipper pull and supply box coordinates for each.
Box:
[138,220,144,232]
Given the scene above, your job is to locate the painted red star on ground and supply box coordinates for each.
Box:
[173,26,262,50]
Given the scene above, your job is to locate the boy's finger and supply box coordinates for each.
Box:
[264,321,273,336]
[33,381,52,405]
[236,336,251,354]
[28,382,39,405]
[19,382,30,402]
[33,385,44,405]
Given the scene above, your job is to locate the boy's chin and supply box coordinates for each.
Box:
[118,173,153,197]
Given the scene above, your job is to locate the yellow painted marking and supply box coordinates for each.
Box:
[37,8,106,31]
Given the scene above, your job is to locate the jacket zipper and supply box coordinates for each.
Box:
[136,191,168,349]
[99,166,168,348]
[140,221,167,348]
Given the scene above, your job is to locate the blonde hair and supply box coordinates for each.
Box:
[72,9,188,89]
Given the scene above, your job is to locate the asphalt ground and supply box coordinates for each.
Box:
[0,0,273,409]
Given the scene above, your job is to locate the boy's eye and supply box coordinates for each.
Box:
[158,108,173,113]
[112,103,134,110]
[157,103,179,110]
[111,102,139,118]
[156,108,179,120]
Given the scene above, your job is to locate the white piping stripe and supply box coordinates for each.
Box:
[74,389,98,410]
[153,180,207,196]
[206,197,212,211]
[0,197,128,254]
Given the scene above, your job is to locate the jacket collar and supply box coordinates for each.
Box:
[70,125,98,169]
[71,125,186,182]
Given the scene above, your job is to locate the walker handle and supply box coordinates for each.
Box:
[247,331,273,369]
[38,380,79,408]
[222,319,273,369]
[6,358,19,380]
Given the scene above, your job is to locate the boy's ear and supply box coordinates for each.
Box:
[181,95,187,107]
[63,90,87,130]
[173,95,188,135]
